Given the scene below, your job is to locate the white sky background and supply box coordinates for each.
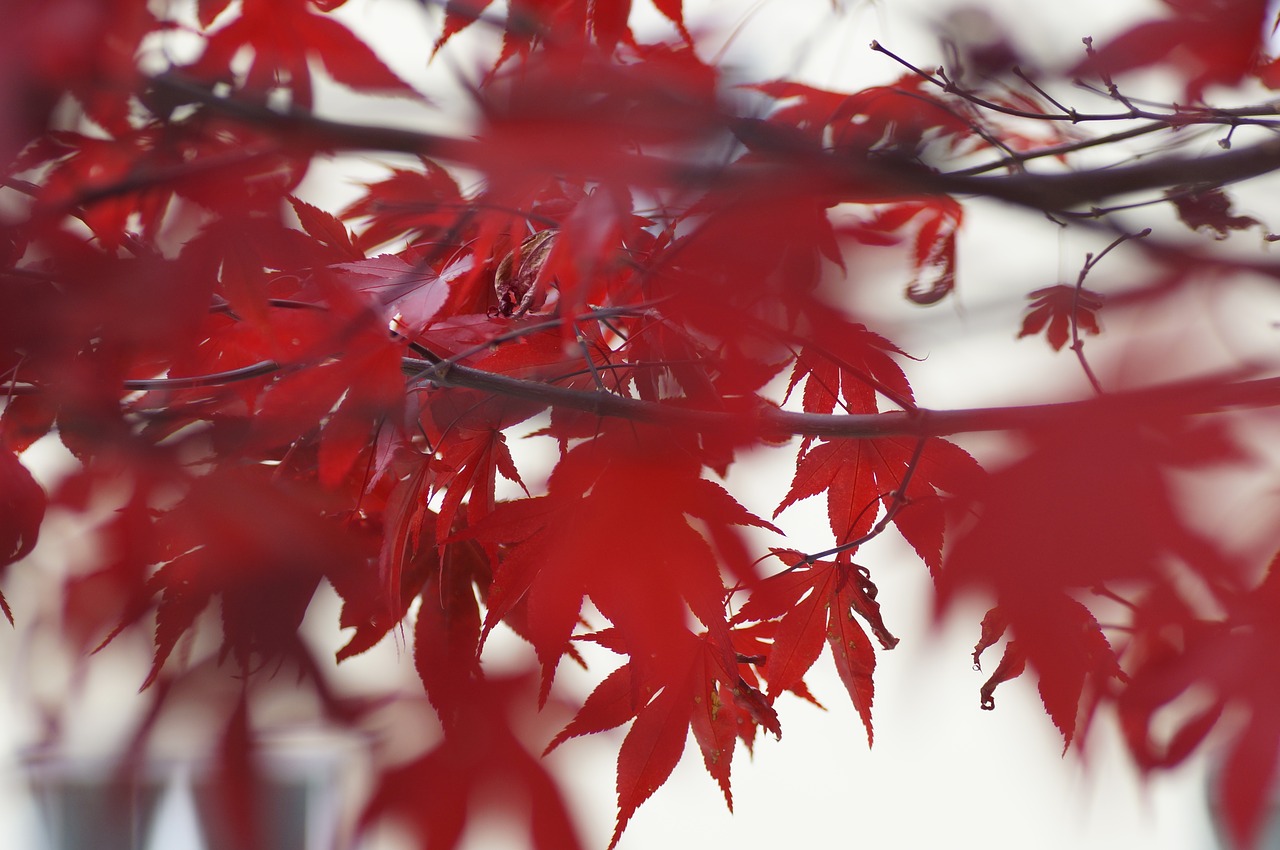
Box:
[10,0,1280,848]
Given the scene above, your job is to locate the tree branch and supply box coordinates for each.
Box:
[5,357,1274,442]
[145,74,1280,217]
[403,356,1280,439]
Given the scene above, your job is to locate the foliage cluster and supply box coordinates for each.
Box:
[5,1,1280,847]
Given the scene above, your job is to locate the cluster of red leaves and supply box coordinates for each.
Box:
[3,1,1280,849]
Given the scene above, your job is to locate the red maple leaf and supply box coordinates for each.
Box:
[1072,0,1270,100]
[331,253,463,332]
[748,74,978,157]
[1017,284,1104,352]
[941,416,1242,745]
[732,550,899,743]
[776,435,981,574]
[361,672,584,850]
[0,449,45,623]
[103,466,371,688]
[836,199,963,304]
[184,0,417,108]
[971,596,1125,746]
[433,0,688,61]
[340,160,467,252]
[546,627,777,845]
[784,316,915,417]
[461,422,777,706]
[1117,555,1280,849]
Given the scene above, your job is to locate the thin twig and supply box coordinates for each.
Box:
[1014,67,1071,115]
[874,40,1280,128]
[802,437,929,564]
[401,301,669,383]
[1068,229,1151,395]
[948,121,1169,177]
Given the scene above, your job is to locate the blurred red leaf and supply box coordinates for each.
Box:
[1017,284,1103,352]
[1072,0,1270,100]
[1117,556,1280,849]
[185,0,417,107]
[0,449,45,623]
[941,417,1242,745]
[362,672,585,850]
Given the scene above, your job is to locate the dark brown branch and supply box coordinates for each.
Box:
[404,357,1280,439]
[948,121,1170,177]
[943,137,1280,210]
[146,74,1280,216]
[7,357,1278,439]
[1,361,284,396]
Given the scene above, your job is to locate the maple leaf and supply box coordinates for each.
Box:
[741,80,850,145]
[0,449,46,623]
[0,0,158,154]
[1017,284,1104,352]
[340,160,466,252]
[361,672,585,850]
[776,436,981,574]
[647,195,850,398]
[903,198,962,304]
[288,195,363,262]
[732,550,899,744]
[414,540,487,725]
[430,427,526,543]
[833,75,978,157]
[476,45,722,184]
[1071,0,1270,100]
[331,253,463,331]
[607,646,769,846]
[546,628,776,844]
[462,422,776,706]
[0,394,57,455]
[833,199,964,304]
[117,467,369,686]
[941,417,1241,745]
[591,0,633,54]
[1168,186,1261,238]
[185,0,417,108]
[1116,555,1280,849]
[243,306,405,491]
[971,596,1125,747]
[942,418,1231,596]
[747,74,977,157]
[433,0,687,62]
[784,316,915,416]
[202,695,268,850]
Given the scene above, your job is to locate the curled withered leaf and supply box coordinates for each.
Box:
[494,229,558,317]
[1168,186,1260,239]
